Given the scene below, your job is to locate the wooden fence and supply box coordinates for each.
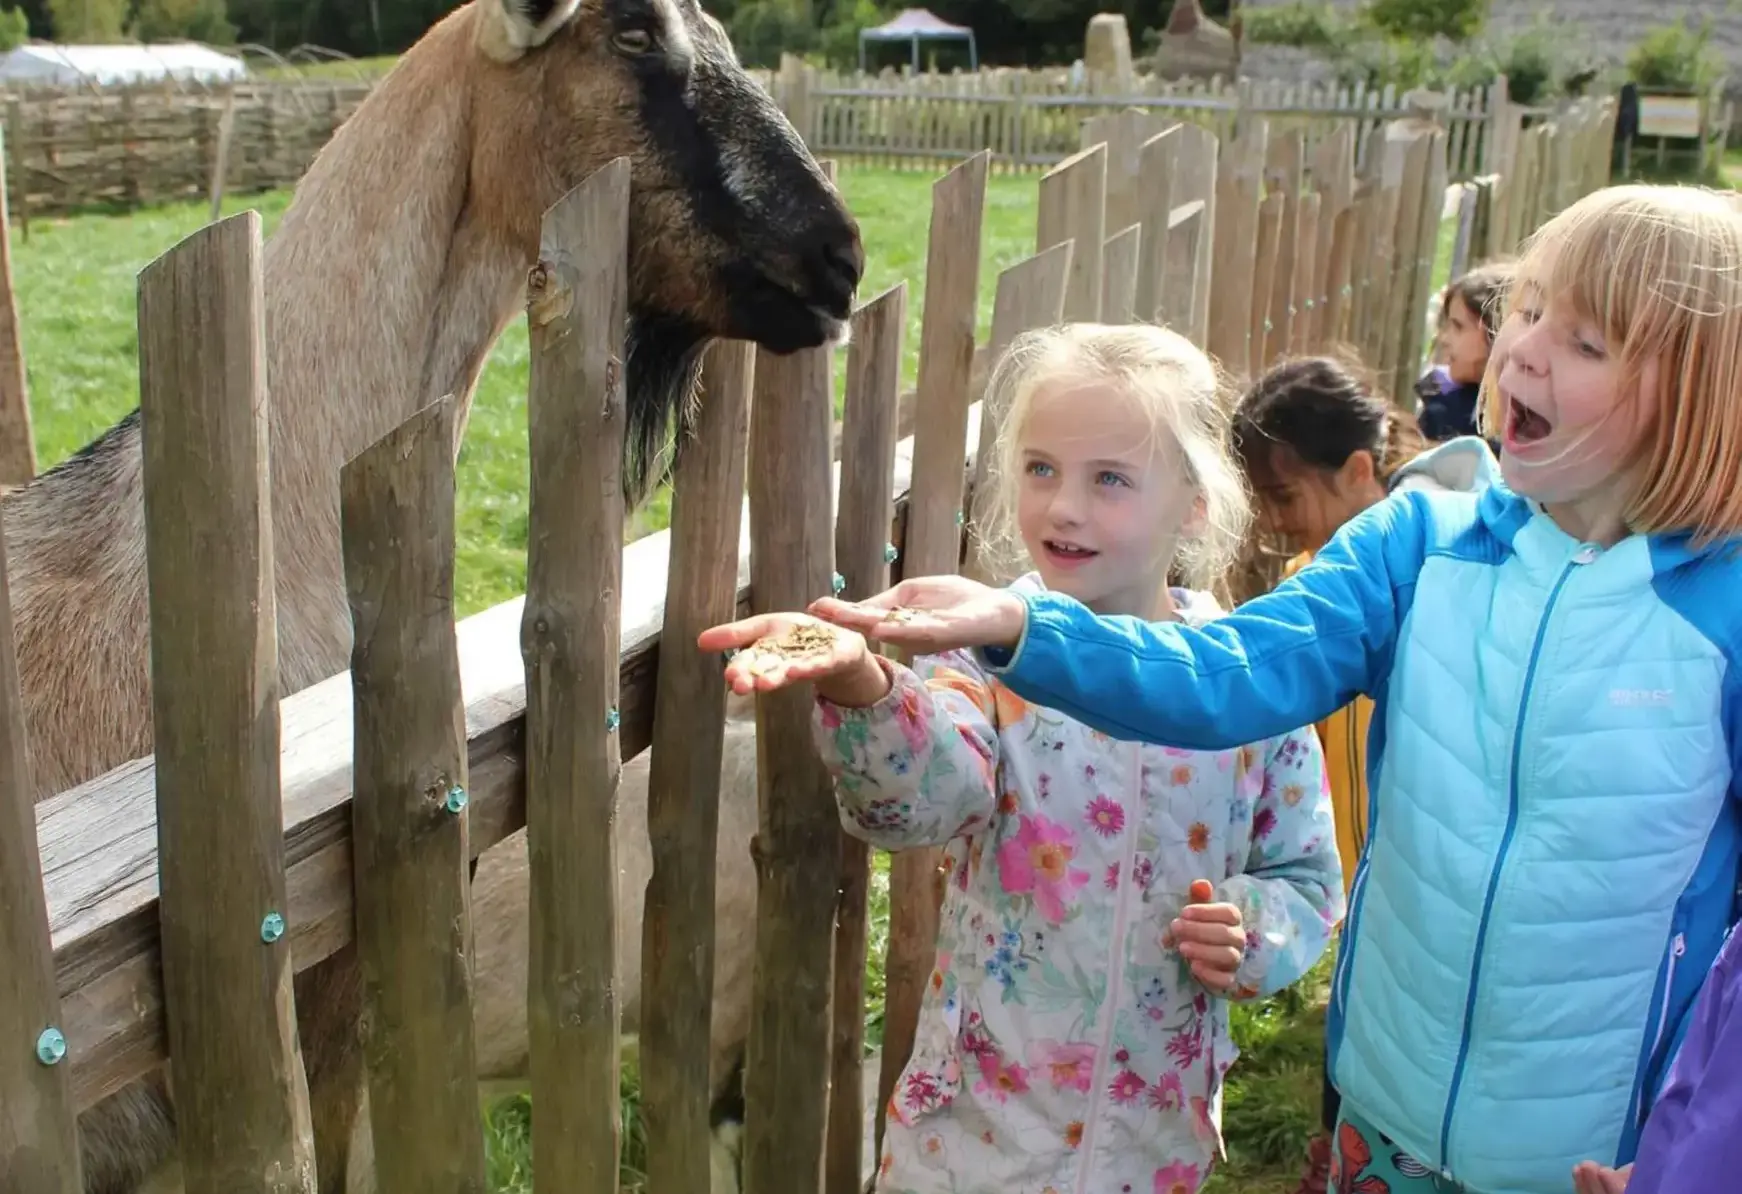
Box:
[0,79,371,219]
[769,60,1510,181]
[3,92,1616,1194]
[0,65,1534,220]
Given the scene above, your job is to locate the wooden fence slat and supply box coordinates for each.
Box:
[1290,191,1321,356]
[136,208,314,1194]
[741,157,847,1194]
[0,124,32,487]
[1208,116,1266,380]
[341,393,487,1194]
[521,156,633,1194]
[1101,222,1141,324]
[1263,130,1304,367]
[1158,200,1206,344]
[826,282,907,1194]
[640,336,755,1194]
[1171,121,1219,348]
[1134,125,1177,323]
[966,240,1074,586]
[0,451,77,1191]
[1249,191,1284,377]
[1037,142,1106,322]
[1320,200,1357,350]
[875,148,989,1167]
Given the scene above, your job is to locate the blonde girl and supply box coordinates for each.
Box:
[700,322,1343,1194]
[805,184,1742,1194]
[1231,354,1501,1193]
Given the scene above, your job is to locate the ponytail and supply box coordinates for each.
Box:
[1376,409,1427,484]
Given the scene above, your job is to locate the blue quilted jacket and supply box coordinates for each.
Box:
[974,437,1742,1193]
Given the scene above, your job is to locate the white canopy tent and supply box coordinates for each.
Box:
[858,9,978,72]
[0,42,248,88]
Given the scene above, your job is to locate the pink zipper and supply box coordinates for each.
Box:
[1072,743,1145,1194]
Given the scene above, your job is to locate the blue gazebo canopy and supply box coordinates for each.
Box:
[858,8,978,72]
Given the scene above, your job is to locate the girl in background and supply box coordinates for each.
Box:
[700,322,1343,1194]
[1231,354,1499,1193]
[1416,261,1513,442]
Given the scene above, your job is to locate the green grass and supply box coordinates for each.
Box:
[8,165,1439,1193]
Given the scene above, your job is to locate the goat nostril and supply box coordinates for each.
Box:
[824,233,865,290]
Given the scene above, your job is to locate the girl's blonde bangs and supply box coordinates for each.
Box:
[1483,185,1742,544]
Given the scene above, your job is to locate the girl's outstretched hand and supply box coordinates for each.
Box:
[808,575,1028,655]
[696,611,892,706]
[1571,1161,1631,1194]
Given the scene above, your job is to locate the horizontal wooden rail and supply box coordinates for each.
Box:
[37,395,986,1115]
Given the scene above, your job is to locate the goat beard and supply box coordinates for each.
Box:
[622,311,708,513]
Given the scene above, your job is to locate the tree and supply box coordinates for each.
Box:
[132,0,237,42]
[0,6,26,49]
[46,0,128,39]
[1360,0,1487,42]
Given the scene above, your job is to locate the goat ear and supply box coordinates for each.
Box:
[477,0,584,63]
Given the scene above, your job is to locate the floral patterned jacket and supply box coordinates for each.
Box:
[812,582,1343,1194]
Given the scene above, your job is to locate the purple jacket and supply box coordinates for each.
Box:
[1626,924,1742,1193]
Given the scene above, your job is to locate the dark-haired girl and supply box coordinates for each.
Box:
[1231,355,1501,1194]
[1415,261,1513,443]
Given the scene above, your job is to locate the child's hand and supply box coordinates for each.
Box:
[808,575,1027,655]
[1571,1161,1631,1194]
[1164,879,1247,993]
[697,612,891,707]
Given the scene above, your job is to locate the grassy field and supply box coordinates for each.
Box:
[9,163,1443,1194]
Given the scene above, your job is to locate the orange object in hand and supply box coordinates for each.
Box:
[1188,879,1214,904]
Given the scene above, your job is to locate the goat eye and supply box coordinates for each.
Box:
[612,28,654,54]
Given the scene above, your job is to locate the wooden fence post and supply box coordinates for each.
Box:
[1158,201,1207,347]
[0,123,34,488]
[965,242,1073,587]
[1037,143,1106,323]
[1101,223,1141,323]
[825,281,906,1194]
[0,486,78,1193]
[341,393,487,1194]
[1263,130,1304,367]
[1135,126,1178,325]
[741,157,848,1194]
[136,209,315,1194]
[874,148,988,1168]
[521,157,632,1194]
[1209,116,1267,381]
[640,335,755,1194]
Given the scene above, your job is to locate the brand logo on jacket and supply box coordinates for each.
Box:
[1609,687,1675,708]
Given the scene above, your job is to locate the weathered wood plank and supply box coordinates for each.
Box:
[1037,142,1105,323]
[1101,222,1141,324]
[1208,116,1266,380]
[136,209,314,1194]
[640,338,754,1194]
[1156,200,1207,345]
[825,282,905,1194]
[741,155,845,1194]
[342,393,487,1193]
[0,426,78,1190]
[1133,125,1177,326]
[520,158,632,1194]
[965,240,1072,588]
[876,149,988,1166]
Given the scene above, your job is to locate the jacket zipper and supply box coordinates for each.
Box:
[1074,744,1144,1194]
[1436,553,1581,1178]
[1638,932,1687,1123]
